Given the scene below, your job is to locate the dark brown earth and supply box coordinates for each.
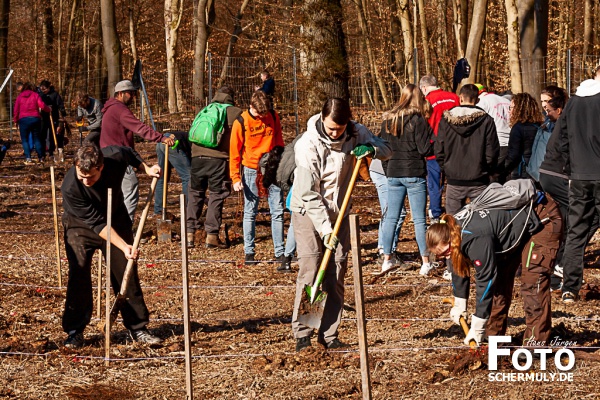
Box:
[2,140,600,399]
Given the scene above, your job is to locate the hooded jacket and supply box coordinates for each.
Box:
[41,86,66,122]
[290,114,392,238]
[192,92,242,159]
[434,105,500,186]
[477,92,511,147]
[379,108,434,178]
[99,97,164,149]
[77,97,103,133]
[14,90,50,123]
[559,79,600,180]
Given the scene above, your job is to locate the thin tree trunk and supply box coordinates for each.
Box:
[397,0,414,81]
[583,0,593,58]
[357,0,387,109]
[94,14,103,100]
[64,0,79,91]
[164,0,184,113]
[359,41,370,105]
[33,0,38,82]
[129,0,138,61]
[58,0,64,90]
[219,0,250,86]
[0,0,9,120]
[100,0,122,97]
[452,0,468,59]
[43,7,54,53]
[417,0,430,73]
[388,0,403,75]
[504,0,522,93]
[299,0,350,113]
[194,0,214,108]
[462,0,488,85]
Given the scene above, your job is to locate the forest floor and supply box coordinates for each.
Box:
[2,139,600,399]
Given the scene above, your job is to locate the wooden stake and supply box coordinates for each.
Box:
[105,188,112,366]
[180,194,194,399]
[49,114,58,148]
[97,251,102,318]
[350,214,372,400]
[50,166,62,287]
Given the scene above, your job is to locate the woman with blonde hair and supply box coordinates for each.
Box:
[426,190,562,346]
[379,84,434,274]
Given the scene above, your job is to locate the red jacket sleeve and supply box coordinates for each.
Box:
[36,94,51,113]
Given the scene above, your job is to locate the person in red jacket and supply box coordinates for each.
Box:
[230,90,285,265]
[99,80,175,222]
[419,74,460,223]
[13,82,51,164]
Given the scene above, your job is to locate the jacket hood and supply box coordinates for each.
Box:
[212,92,234,105]
[575,79,600,97]
[307,113,349,152]
[20,89,35,98]
[442,105,488,137]
[101,97,124,113]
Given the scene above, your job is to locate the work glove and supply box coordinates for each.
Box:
[464,315,488,346]
[449,297,468,325]
[322,233,339,252]
[351,143,375,159]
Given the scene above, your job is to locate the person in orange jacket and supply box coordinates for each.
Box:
[230,90,285,265]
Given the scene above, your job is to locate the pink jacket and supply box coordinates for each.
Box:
[14,90,50,123]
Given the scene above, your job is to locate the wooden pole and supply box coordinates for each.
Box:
[50,166,62,287]
[97,251,102,318]
[105,188,112,366]
[180,194,194,399]
[349,214,372,400]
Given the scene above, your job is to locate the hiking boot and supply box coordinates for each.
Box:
[64,331,84,349]
[277,255,293,273]
[245,253,258,265]
[206,233,228,249]
[296,336,311,352]
[562,291,578,304]
[186,232,195,248]
[319,338,349,349]
[129,328,163,344]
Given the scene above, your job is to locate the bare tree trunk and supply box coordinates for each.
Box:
[417,0,430,73]
[101,0,122,97]
[518,0,549,99]
[129,0,138,61]
[388,0,403,75]
[33,0,38,82]
[0,0,9,120]
[194,0,214,108]
[359,40,370,105]
[219,0,250,85]
[299,0,350,114]
[164,0,184,113]
[462,0,488,85]
[452,0,468,58]
[397,0,414,82]
[58,0,64,90]
[63,0,79,91]
[583,0,593,58]
[43,7,54,53]
[504,0,522,93]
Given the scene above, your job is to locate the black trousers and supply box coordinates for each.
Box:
[62,225,150,333]
[562,179,600,294]
[188,157,231,235]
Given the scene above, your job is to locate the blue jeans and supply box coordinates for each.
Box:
[382,177,429,257]
[427,159,444,218]
[242,166,284,257]
[370,170,405,252]
[18,117,44,160]
[284,188,296,257]
[154,143,191,215]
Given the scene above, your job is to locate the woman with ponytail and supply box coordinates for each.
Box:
[426,195,562,347]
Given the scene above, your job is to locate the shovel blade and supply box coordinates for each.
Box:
[297,285,328,329]
[157,218,172,242]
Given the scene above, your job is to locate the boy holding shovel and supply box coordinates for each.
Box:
[290,98,391,351]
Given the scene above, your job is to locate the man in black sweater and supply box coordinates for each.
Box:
[558,66,600,303]
[61,143,162,348]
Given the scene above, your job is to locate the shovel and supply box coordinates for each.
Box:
[297,157,364,329]
[157,143,172,242]
[101,177,158,332]
[442,297,477,348]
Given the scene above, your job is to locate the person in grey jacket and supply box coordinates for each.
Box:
[76,91,103,138]
[290,98,391,352]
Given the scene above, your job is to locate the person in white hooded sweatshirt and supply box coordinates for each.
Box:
[558,65,600,303]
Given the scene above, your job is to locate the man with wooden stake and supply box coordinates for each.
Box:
[61,143,162,348]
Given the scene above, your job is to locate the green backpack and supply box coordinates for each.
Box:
[188,102,231,148]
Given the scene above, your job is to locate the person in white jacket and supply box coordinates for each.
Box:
[290,98,392,352]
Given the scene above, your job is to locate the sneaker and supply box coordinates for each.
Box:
[319,338,349,349]
[129,328,163,344]
[562,291,578,303]
[24,158,34,165]
[296,336,311,352]
[550,282,563,292]
[64,331,84,349]
[442,270,452,281]
[430,218,440,225]
[381,258,396,273]
[553,265,563,278]
[186,232,195,248]
[277,255,293,273]
[419,262,434,276]
[245,253,258,265]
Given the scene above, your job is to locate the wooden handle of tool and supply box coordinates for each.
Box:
[311,157,364,288]
[443,297,478,348]
[50,166,62,287]
[118,177,158,296]
[162,144,169,220]
[49,114,58,148]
